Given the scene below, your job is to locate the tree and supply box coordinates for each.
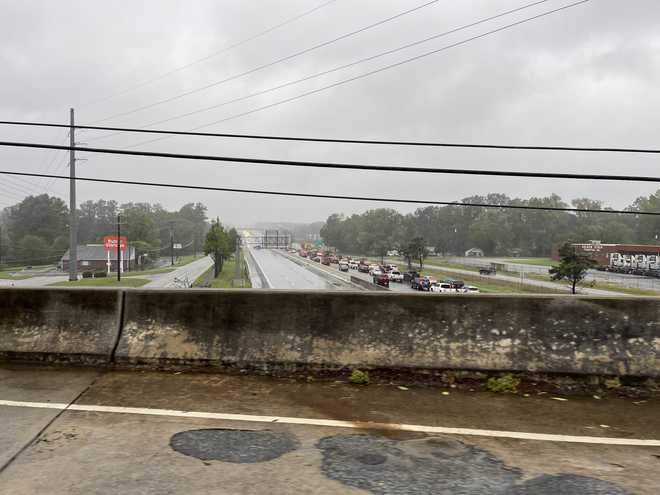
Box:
[17,235,51,265]
[549,242,597,294]
[204,220,232,277]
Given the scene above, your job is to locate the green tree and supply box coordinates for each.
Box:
[204,220,232,277]
[17,235,51,265]
[549,242,597,294]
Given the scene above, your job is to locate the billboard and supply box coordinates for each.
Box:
[103,236,127,251]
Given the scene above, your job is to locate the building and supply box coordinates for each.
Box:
[553,240,660,268]
[60,244,135,273]
[465,247,484,257]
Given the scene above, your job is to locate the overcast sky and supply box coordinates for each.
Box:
[1,0,659,226]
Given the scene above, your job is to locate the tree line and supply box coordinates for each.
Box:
[320,191,660,258]
[0,194,210,267]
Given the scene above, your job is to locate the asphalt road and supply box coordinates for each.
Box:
[1,365,658,494]
[249,248,345,290]
[142,256,213,288]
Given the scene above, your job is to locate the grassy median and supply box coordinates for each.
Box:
[193,258,251,288]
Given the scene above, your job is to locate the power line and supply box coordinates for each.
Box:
[88,0,554,141]
[0,169,655,216]
[127,0,590,149]
[2,119,659,155]
[1,140,659,183]
[90,0,440,124]
[81,0,339,108]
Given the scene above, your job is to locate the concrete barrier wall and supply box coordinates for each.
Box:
[350,275,389,291]
[115,290,660,376]
[0,288,121,364]
[1,288,659,376]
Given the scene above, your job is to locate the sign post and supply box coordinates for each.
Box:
[103,234,127,280]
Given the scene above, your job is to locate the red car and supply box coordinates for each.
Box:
[321,257,331,266]
[373,273,390,288]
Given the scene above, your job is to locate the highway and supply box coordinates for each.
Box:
[249,248,346,290]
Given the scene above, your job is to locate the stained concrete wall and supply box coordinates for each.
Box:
[115,290,660,376]
[1,288,659,376]
[0,288,121,364]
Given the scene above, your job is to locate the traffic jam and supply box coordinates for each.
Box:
[295,248,479,293]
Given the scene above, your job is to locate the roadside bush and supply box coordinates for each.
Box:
[94,271,108,278]
[349,369,370,385]
[81,271,93,279]
[487,373,520,393]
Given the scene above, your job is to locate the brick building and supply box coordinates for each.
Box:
[60,244,135,273]
[553,240,660,269]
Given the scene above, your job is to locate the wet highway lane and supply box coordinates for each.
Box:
[249,248,337,290]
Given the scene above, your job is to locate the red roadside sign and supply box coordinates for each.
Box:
[103,236,127,251]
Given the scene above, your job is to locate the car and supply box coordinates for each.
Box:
[388,270,403,282]
[321,257,331,266]
[348,261,359,270]
[403,271,420,283]
[373,273,390,288]
[464,285,480,294]
[385,264,398,272]
[329,256,339,264]
[416,278,432,291]
[410,276,428,290]
[479,267,496,275]
[369,265,384,276]
[338,261,349,272]
[430,282,456,293]
[313,256,321,262]
[358,263,370,273]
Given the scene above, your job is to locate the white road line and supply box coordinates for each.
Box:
[2,399,659,446]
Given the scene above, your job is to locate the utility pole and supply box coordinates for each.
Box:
[170,221,174,266]
[0,226,3,267]
[68,108,78,281]
[117,213,121,282]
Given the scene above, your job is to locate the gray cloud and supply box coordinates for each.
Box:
[1,0,659,224]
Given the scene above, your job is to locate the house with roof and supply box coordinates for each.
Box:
[465,247,484,257]
[60,244,135,273]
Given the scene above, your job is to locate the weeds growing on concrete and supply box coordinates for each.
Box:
[349,369,370,385]
[487,374,520,393]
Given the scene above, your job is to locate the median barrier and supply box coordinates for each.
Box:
[350,275,389,291]
[0,288,121,364]
[114,290,660,377]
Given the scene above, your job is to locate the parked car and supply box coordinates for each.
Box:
[348,260,359,270]
[388,270,403,282]
[373,273,390,288]
[403,271,420,283]
[338,261,349,272]
[479,267,496,275]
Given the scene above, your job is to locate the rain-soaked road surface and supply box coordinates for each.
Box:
[250,248,347,290]
[1,364,658,494]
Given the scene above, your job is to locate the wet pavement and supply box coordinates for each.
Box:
[0,365,659,494]
[250,248,343,290]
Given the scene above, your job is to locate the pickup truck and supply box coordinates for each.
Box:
[388,270,403,282]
